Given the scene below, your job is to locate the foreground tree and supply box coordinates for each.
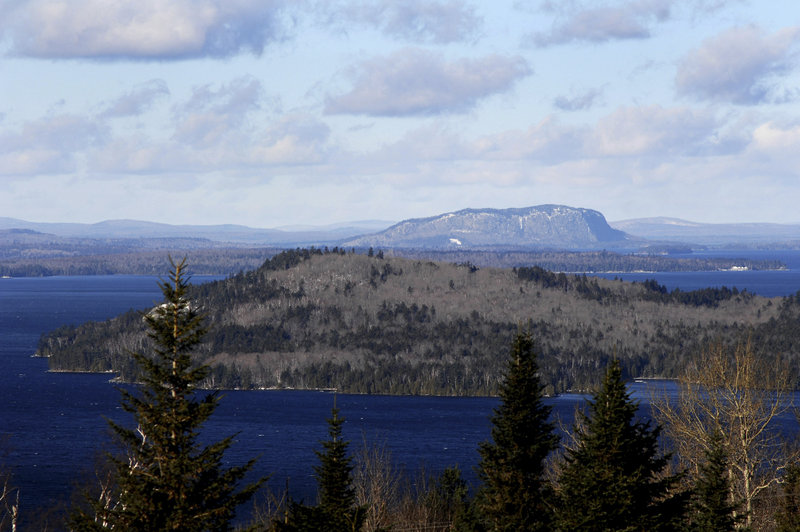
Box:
[556,360,688,531]
[0,473,18,532]
[70,258,262,531]
[690,430,743,531]
[652,340,792,528]
[776,463,800,532]
[473,332,559,531]
[352,439,399,532]
[314,405,364,531]
[424,467,470,531]
[277,404,364,532]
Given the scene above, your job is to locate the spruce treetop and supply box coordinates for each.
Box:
[556,359,688,531]
[476,332,558,532]
[69,258,263,531]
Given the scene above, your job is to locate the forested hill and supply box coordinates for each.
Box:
[39,248,800,395]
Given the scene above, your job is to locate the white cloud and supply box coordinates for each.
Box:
[0,149,73,176]
[324,48,531,116]
[90,111,332,174]
[530,0,670,47]
[100,80,170,118]
[589,105,720,157]
[470,117,587,164]
[178,77,264,116]
[325,0,482,43]
[355,104,731,180]
[751,121,800,152]
[0,113,106,176]
[676,25,800,104]
[369,124,468,163]
[172,77,264,148]
[1,0,294,59]
[247,114,332,165]
[746,121,800,177]
[90,136,178,174]
[553,88,603,111]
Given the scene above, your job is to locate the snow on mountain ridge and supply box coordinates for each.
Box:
[344,205,631,249]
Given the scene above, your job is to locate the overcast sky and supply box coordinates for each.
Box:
[1,0,799,227]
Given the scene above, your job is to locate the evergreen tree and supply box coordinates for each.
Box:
[777,463,800,532]
[690,430,743,531]
[277,403,364,532]
[556,359,688,532]
[426,467,470,528]
[473,332,559,531]
[314,405,363,530]
[70,258,263,531]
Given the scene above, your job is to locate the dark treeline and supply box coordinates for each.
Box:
[516,266,755,308]
[1,240,785,277]
[386,247,785,272]
[0,247,281,276]
[38,248,800,395]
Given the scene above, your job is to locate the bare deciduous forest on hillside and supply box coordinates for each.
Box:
[38,248,800,395]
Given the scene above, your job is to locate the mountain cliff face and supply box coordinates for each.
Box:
[345,205,631,249]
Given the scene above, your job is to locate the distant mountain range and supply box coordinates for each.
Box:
[610,217,800,246]
[2,207,800,252]
[0,217,391,245]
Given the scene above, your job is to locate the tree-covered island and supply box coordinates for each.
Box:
[11,255,800,530]
[37,248,800,395]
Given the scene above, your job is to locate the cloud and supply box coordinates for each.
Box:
[100,80,170,118]
[247,114,332,165]
[530,0,670,47]
[0,149,74,176]
[172,77,264,148]
[363,104,727,175]
[589,105,729,160]
[1,0,294,59]
[686,0,747,15]
[747,121,800,174]
[751,121,800,152]
[90,137,177,174]
[178,77,264,116]
[91,109,332,174]
[324,48,531,116]
[0,113,106,175]
[676,25,800,104]
[327,0,481,43]
[553,88,603,111]
[370,124,469,163]
[470,117,587,164]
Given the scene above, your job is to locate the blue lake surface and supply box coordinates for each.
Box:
[590,249,800,297]
[2,250,800,523]
[0,275,502,521]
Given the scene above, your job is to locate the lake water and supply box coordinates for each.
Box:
[589,249,800,297]
[0,275,503,525]
[2,250,800,524]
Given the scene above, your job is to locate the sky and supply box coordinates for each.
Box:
[1,0,800,227]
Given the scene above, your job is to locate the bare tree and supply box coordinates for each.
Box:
[652,340,793,528]
[0,437,18,532]
[352,438,400,532]
[0,477,18,532]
